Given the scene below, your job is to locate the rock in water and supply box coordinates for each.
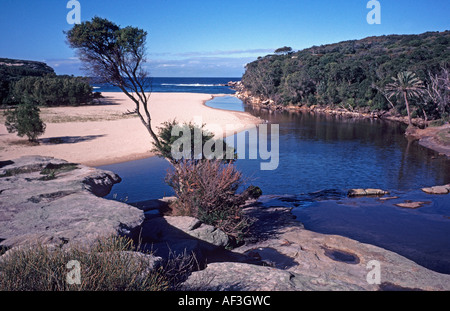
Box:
[348,188,389,197]
[395,201,431,209]
[421,185,450,195]
[0,156,144,249]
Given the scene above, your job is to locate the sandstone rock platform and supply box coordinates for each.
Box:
[0,156,144,249]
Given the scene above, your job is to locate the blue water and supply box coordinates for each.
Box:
[98,93,450,274]
[205,96,245,112]
[91,77,239,94]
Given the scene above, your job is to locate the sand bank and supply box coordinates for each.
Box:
[0,92,262,166]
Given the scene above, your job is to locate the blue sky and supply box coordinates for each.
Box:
[0,0,449,77]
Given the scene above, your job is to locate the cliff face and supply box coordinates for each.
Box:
[0,156,144,249]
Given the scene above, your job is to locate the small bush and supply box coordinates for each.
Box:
[166,160,252,243]
[152,120,237,163]
[39,163,79,181]
[4,97,46,142]
[243,185,263,200]
[0,236,170,291]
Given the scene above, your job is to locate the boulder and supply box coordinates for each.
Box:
[0,156,144,249]
[395,201,431,209]
[140,215,229,262]
[182,262,365,291]
[421,185,450,195]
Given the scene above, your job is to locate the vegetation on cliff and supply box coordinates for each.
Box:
[241,31,450,121]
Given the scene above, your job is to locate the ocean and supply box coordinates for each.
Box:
[91,77,240,94]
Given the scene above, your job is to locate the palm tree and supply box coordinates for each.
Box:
[385,71,426,126]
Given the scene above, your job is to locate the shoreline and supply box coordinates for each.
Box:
[234,87,450,158]
[0,92,262,167]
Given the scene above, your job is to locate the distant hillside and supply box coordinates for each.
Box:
[0,58,55,79]
[241,31,450,120]
[0,58,55,104]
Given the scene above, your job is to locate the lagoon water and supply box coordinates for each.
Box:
[99,92,450,274]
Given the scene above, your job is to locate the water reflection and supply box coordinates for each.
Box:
[237,106,450,195]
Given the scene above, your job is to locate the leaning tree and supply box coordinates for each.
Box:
[66,17,161,148]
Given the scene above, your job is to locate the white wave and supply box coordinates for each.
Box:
[160,83,221,87]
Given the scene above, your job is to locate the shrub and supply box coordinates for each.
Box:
[152,120,236,164]
[0,236,170,291]
[4,97,46,142]
[165,160,252,243]
[243,185,263,199]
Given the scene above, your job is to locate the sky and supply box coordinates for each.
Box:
[0,0,449,77]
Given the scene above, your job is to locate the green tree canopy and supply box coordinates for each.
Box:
[4,97,46,142]
[241,31,450,120]
[66,17,161,147]
[275,46,293,55]
[385,71,426,126]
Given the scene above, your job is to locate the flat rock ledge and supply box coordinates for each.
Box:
[2,157,449,291]
[421,184,450,195]
[182,201,450,291]
[0,156,144,249]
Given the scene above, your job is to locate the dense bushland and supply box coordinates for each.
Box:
[11,75,99,107]
[0,58,99,106]
[242,31,450,121]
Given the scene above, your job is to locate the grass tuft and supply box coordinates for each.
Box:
[0,236,171,291]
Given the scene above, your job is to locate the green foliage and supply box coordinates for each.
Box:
[65,17,149,94]
[0,58,99,107]
[11,75,97,107]
[275,46,293,55]
[242,31,450,119]
[384,71,426,125]
[0,58,55,105]
[39,163,79,181]
[152,120,236,164]
[243,185,263,199]
[4,97,46,142]
[66,17,159,146]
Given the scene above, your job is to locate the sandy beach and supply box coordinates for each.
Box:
[0,92,262,166]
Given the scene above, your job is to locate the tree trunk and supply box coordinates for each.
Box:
[421,107,428,128]
[403,91,413,126]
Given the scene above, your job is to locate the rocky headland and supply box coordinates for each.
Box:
[1,156,450,291]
